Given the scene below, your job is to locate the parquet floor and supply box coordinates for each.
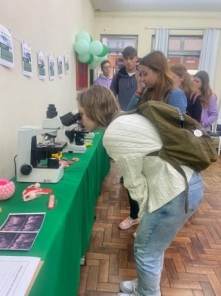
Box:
[78,156,221,296]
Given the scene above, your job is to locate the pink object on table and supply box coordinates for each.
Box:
[0,179,15,200]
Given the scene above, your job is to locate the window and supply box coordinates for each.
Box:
[152,35,203,75]
[101,34,138,54]
[100,34,138,75]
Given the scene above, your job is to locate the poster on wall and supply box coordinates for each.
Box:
[38,51,46,80]
[48,54,55,80]
[64,53,69,75]
[57,55,63,78]
[0,24,14,68]
[22,42,32,77]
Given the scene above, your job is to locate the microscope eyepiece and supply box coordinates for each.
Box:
[46,104,58,118]
[60,112,81,126]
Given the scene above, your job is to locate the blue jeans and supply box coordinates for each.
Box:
[134,171,203,296]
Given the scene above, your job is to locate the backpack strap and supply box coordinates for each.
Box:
[146,107,189,213]
[162,88,172,103]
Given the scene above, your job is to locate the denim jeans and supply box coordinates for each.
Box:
[134,171,203,296]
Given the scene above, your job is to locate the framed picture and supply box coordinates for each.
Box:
[76,59,88,90]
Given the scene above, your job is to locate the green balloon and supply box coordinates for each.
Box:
[89,41,103,56]
[85,54,94,65]
[98,44,108,57]
[88,55,99,69]
[78,52,93,63]
[89,61,99,69]
[74,40,89,55]
[76,31,90,43]
[98,55,108,63]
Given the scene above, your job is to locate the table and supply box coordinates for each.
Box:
[0,131,110,296]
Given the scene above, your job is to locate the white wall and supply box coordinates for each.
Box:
[0,0,94,179]
[94,11,221,98]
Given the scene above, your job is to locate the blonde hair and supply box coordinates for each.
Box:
[170,64,194,97]
[76,85,120,127]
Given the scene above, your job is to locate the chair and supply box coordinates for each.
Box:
[207,97,221,156]
[209,113,221,156]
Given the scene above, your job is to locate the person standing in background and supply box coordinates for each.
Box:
[94,60,112,88]
[110,46,138,110]
[122,51,187,237]
[193,70,218,131]
[170,64,202,122]
[128,51,187,113]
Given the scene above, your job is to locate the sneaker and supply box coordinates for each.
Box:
[119,216,140,230]
[120,278,138,293]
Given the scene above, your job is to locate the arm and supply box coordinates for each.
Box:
[108,154,149,219]
[127,71,145,111]
[127,93,141,111]
[201,95,218,128]
[168,89,187,113]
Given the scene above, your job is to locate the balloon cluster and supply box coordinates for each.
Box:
[74,31,108,69]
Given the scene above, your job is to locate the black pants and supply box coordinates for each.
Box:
[127,189,139,219]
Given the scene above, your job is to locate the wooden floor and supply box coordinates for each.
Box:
[78,156,221,296]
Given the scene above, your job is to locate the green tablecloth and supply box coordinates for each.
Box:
[0,131,110,296]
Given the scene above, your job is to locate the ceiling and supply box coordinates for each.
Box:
[90,0,221,12]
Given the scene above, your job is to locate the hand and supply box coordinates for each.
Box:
[135,70,145,92]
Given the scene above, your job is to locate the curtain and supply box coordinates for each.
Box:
[198,28,220,88]
[155,28,169,56]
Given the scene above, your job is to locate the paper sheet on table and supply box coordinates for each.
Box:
[0,256,42,296]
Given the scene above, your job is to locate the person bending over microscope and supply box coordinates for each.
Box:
[76,84,203,296]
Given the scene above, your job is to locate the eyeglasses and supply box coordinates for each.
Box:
[102,66,111,69]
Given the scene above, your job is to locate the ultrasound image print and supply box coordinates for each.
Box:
[0,213,45,251]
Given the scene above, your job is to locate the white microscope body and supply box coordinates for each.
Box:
[16,116,67,183]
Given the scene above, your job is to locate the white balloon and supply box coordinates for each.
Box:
[89,56,99,69]
[89,41,103,56]
[78,52,91,63]
[98,55,108,63]
[74,40,89,55]
[76,31,91,43]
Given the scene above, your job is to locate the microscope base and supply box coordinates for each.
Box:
[63,144,86,154]
[17,165,64,183]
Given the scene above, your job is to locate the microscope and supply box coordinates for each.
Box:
[16,104,92,183]
[60,111,87,153]
[16,105,67,183]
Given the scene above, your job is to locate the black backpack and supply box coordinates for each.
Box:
[136,101,218,212]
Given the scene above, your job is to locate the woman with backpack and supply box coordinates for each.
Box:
[119,51,188,236]
[76,84,203,296]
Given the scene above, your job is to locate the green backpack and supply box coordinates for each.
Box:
[136,101,218,212]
